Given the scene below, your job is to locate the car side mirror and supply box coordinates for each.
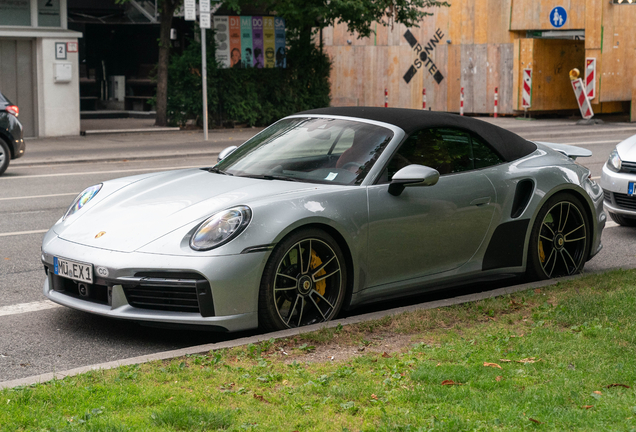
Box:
[388,164,440,196]
[218,146,238,162]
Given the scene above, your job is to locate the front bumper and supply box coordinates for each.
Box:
[13,137,25,159]
[600,163,636,218]
[41,233,270,332]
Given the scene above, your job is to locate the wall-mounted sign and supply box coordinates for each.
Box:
[549,6,567,28]
[67,41,78,53]
[215,16,286,69]
[214,15,230,67]
[55,42,66,60]
[402,29,444,84]
[0,0,31,26]
[38,0,60,27]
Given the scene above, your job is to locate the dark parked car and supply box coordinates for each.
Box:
[0,91,25,176]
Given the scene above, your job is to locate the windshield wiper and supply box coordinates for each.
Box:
[241,174,304,182]
[207,167,233,175]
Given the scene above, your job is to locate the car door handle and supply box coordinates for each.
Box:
[470,197,491,206]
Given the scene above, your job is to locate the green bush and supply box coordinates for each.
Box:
[166,34,331,127]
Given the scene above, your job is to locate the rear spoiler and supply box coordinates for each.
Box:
[535,141,592,160]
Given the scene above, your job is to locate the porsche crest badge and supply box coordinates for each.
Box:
[95,231,106,239]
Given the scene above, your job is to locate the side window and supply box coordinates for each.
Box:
[384,128,471,181]
[382,128,503,182]
[471,133,504,169]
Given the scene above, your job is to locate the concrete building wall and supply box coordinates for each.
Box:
[0,0,81,137]
[36,37,80,137]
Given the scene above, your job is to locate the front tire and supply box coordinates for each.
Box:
[0,139,10,176]
[527,193,590,280]
[258,228,347,331]
[609,212,636,227]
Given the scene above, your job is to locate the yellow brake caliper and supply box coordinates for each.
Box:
[539,241,546,263]
[310,250,327,296]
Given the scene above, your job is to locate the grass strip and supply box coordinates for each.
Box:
[2,269,636,431]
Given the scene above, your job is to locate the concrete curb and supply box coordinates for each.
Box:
[11,152,222,168]
[80,127,181,135]
[0,274,581,390]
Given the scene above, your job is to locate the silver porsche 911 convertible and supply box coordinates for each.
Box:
[41,107,605,332]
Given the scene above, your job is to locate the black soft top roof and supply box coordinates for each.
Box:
[297,107,537,162]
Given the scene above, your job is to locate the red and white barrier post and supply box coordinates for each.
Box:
[585,58,596,100]
[460,87,464,116]
[522,68,532,117]
[384,88,388,108]
[570,68,594,120]
[494,87,499,118]
[422,88,426,110]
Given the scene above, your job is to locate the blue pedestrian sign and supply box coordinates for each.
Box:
[550,6,567,28]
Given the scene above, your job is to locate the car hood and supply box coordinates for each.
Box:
[56,169,318,253]
[617,134,636,162]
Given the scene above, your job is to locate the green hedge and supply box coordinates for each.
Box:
[165,36,331,127]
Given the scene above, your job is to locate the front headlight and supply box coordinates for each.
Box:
[607,149,622,172]
[63,184,102,220]
[190,206,252,251]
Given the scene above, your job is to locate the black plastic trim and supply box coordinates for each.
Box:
[482,219,530,271]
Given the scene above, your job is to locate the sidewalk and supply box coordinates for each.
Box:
[14,115,636,167]
[15,122,264,167]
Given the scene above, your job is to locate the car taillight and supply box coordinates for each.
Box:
[6,105,19,117]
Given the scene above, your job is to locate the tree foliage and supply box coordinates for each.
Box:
[165,32,331,127]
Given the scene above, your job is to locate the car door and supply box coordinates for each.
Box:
[365,127,502,288]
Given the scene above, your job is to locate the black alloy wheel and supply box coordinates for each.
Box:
[528,193,590,280]
[258,228,347,331]
[0,139,10,176]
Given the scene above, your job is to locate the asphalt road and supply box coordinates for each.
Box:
[1,119,636,384]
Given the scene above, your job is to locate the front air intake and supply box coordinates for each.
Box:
[121,272,215,316]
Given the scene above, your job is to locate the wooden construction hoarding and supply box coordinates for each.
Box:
[323,0,636,117]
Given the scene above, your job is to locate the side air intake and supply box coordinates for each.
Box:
[511,179,534,218]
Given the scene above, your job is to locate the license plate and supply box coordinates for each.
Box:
[629,182,635,197]
[54,257,93,284]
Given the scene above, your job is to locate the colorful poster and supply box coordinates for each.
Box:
[240,16,253,67]
[251,16,264,69]
[263,16,276,68]
[213,16,230,68]
[274,17,286,68]
[228,16,242,68]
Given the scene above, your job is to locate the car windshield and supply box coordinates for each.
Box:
[215,117,394,185]
[0,92,7,104]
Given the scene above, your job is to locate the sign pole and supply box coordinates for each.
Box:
[202,27,208,141]
[199,0,212,141]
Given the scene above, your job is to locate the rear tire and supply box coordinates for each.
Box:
[258,228,347,331]
[0,139,10,176]
[527,193,590,280]
[609,212,636,227]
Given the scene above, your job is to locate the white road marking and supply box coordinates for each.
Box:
[524,127,636,138]
[0,166,201,180]
[605,221,619,229]
[554,140,620,146]
[591,176,600,180]
[0,300,61,317]
[0,192,78,201]
[0,229,48,237]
